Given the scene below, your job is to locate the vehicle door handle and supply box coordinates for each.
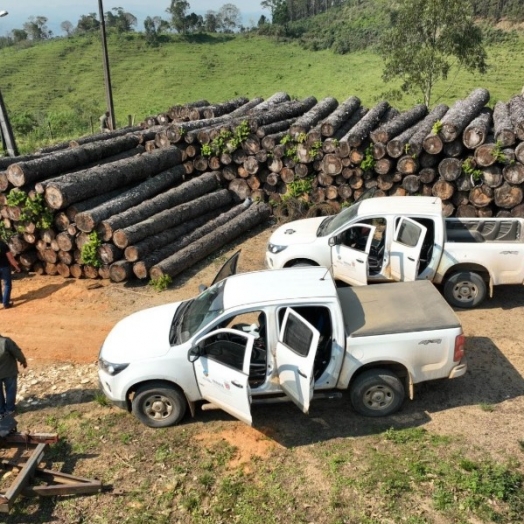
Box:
[231,381,244,389]
[356,259,364,264]
[407,257,415,262]
[298,369,307,378]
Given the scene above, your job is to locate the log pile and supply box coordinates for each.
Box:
[2,88,524,284]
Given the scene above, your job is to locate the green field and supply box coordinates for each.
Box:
[1,31,524,152]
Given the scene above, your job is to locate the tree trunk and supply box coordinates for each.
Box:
[7,135,142,187]
[474,136,497,167]
[481,165,503,188]
[97,171,220,241]
[45,146,184,210]
[494,183,523,209]
[469,186,493,207]
[409,103,449,156]
[463,107,492,149]
[432,180,455,200]
[74,165,186,232]
[402,175,420,193]
[228,179,251,200]
[256,118,296,139]
[319,96,361,137]
[396,156,418,175]
[443,140,464,158]
[109,260,134,283]
[440,88,490,142]
[509,95,524,141]
[343,101,389,147]
[98,243,124,265]
[370,104,427,144]
[288,97,339,137]
[248,97,318,131]
[203,97,250,119]
[132,202,253,278]
[438,157,462,181]
[149,202,271,280]
[493,101,516,147]
[112,189,235,249]
[503,162,524,185]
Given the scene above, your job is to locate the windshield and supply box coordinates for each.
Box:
[177,280,226,343]
[318,201,361,236]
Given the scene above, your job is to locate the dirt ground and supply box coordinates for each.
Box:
[4,221,524,463]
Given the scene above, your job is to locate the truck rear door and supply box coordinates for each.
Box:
[390,217,427,281]
[276,308,320,414]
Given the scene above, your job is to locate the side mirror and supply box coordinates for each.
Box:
[328,236,338,247]
[188,346,201,363]
[198,284,207,293]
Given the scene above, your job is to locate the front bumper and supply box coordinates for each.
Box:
[98,377,128,410]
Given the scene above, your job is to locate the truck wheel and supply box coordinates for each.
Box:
[132,382,187,428]
[443,271,487,309]
[350,369,405,417]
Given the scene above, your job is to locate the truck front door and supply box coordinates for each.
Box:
[276,308,320,414]
[390,217,427,281]
[331,223,377,286]
[191,328,255,425]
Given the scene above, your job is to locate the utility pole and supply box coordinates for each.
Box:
[0,10,19,156]
[98,0,116,130]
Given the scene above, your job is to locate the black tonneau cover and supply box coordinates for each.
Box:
[338,280,461,337]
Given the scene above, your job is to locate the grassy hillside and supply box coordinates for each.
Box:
[1,31,524,152]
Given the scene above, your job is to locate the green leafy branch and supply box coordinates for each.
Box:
[432,120,443,135]
[80,231,102,268]
[201,120,250,157]
[462,158,483,182]
[6,189,53,232]
[281,177,313,203]
[360,144,376,171]
[149,274,172,291]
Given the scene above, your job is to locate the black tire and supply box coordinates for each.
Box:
[443,271,487,309]
[132,382,187,428]
[350,369,405,417]
[290,260,316,267]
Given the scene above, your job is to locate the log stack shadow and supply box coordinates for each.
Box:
[1,88,524,284]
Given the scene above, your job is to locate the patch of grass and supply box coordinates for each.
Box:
[480,402,495,412]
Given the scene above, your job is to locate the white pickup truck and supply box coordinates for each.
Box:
[98,253,466,428]
[266,195,524,308]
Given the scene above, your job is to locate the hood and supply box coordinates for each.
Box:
[269,216,326,246]
[101,302,182,363]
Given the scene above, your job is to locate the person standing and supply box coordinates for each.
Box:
[99,111,111,133]
[0,240,20,309]
[0,334,27,418]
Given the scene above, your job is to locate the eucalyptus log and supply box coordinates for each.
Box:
[0,153,43,170]
[320,96,361,137]
[7,134,142,187]
[203,97,250,119]
[97,171,219,241]
[69,126,143,148]
[112,189,235,249]
[75,165,186,232]
[443,140,463,158]
[469,186,493,207]
[410,104,449,156]
[256,118,296,139]
[439,88,490,142]
[396,156,418,175]
[386,119,425,158]
[462,108,492,149]
[516,142,524,164]
[438,158,462,182]
[288,97,338,137]
[131,203,251,278]
[494,182,523,209]
[509,95,524,140]
[149,202,271,280]
[371,104,427,144]
[493,101,516,147]
[109,261,134,283]
[98,243,124,265]
[474,136,498,167]
[402,175,420,193]
[45,146,184,210]
[248,97,318,131]
[343,101,389,147]
[228,179,251,200]
[66,186,132,222]
[432,180,455,201]
[481,165,503,188]
[252,92,291,111]
[503,162,524,185]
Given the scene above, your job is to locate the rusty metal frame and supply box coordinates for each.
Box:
[0,432,103,514]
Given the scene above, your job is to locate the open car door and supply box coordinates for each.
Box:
[210,250,241,286]
[191,328,255,426]
[275,308,320,414]
[390,217,427,281]
[331,224,376,286]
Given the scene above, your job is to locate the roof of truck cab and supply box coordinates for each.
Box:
[358,196,442,216]
[223,267,337,309]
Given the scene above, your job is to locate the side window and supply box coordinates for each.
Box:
[396,220,422,247]
[282,314,313,357]
[341,225,372,251]
[201,336,247,371]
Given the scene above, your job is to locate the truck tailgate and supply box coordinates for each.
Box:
[338,280,461,337]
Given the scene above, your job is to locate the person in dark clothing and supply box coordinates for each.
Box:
[99,111,111,132]
[0,240,20,309]
[0,334,27,418]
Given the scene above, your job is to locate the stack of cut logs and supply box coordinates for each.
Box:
[1,88,523,284]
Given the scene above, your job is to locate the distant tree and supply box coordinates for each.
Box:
[105,7,137,33]
[144,16,170,46]
[258,14,268,27]
[166,0,190,33]
[272,0,290,25]
[11,29,28,43]
[185,12,204,32]
[23,16,51,41]
[379,0,487,106]
[218,3,242,32]
[204,11,219,32]
[60,20,74,36]
[77,13,100,33]
[260,0,280,22]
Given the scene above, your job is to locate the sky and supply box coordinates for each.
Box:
[0,1,266,36]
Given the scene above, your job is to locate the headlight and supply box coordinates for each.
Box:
[268,243,288,254]
[99,358,129,376]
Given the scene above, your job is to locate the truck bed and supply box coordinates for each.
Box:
[445,218,522,242]
[338,280,461,337]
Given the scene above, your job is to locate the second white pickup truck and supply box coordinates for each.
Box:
[98,254,466,428]
[266,195,524,308]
